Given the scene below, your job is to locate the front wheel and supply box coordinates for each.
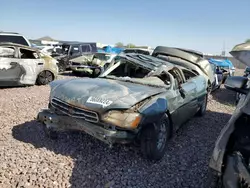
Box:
[140,114,170,161]
[196,94,208,117]
[43,124,58,140]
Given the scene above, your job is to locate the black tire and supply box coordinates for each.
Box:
[206,169,223,188]
[36,70,54,85]
[197,94,208,116]
[43,124,58,140]
[72,71,81,76]
[140,114,170,161]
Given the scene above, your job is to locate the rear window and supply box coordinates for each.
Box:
[0,35,29,46]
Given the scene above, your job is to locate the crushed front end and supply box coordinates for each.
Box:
[37,97,138,146]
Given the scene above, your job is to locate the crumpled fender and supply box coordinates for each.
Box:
[138,96,168,125]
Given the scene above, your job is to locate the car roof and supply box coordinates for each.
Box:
[0,42,38,52]
[0,31,22,36]
[118,53,178,70]
[62,42,96,45]
[124,48,150,51]
[175,48,204,58]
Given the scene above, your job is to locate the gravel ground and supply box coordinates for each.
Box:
[0,72,239,188]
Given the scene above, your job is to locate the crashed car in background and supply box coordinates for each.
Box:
[37,53,208,160]
[0,42,58,86]
[208,42,250,188]
[0,31,31,47]
[69,52,117,77]
[122,48,153,55]
[51,42,98,72]
[152,46,215,92]
[208,58,235,84]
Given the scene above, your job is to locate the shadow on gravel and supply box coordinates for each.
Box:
[12,110,232,188]
[211,87,236,106]
[59,71,73,76]
[59,71,91,78]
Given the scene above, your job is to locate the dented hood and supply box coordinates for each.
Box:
[230,42,250,66]
[50,78,165,113]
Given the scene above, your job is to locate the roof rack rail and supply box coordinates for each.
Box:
[0,31,20,34]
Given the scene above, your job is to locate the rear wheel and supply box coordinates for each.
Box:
[140,114,170,160]
[197,94,208,116]
[206,169,223,188]
[235,92,241,105]
[36,70,54,85]
[72,71,81,76]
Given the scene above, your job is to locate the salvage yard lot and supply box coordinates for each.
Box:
[0,70,242,188]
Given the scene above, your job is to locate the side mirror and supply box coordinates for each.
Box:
[179,86,186,98]
[224,76,249,94]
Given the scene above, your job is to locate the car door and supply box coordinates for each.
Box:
[170,68,199,128]
[0,46,26,86]
[69,45,82,59]
[17,47,44,84]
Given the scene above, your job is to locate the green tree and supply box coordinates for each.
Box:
[115,42,124,47]
[245,39,250,43]
[126,43,136,48]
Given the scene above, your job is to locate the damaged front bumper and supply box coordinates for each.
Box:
[222,152,250,188]
[37,109,135,145]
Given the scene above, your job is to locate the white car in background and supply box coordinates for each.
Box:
[0,32,31,46]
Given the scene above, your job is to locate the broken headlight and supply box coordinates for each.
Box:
[102,110,141,129]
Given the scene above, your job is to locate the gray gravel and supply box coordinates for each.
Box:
[0,74,237,188]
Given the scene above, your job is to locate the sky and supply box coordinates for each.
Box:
[1,0,250,55]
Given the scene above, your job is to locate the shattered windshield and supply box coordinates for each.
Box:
[100,58,171,87]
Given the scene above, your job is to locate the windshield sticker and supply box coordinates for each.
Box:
[86,96,113,107]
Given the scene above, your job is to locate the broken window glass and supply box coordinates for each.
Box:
[103,59,171,87]
[20,48,38,59]
[182,69,198,80]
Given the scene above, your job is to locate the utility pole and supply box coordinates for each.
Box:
[221,41,226,56]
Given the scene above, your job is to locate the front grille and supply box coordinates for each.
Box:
[51,98,99,123]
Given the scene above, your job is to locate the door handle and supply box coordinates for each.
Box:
[38,63,44,65]
[10,62,18,65]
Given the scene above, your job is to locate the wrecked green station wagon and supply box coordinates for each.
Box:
[37,53,208,160]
